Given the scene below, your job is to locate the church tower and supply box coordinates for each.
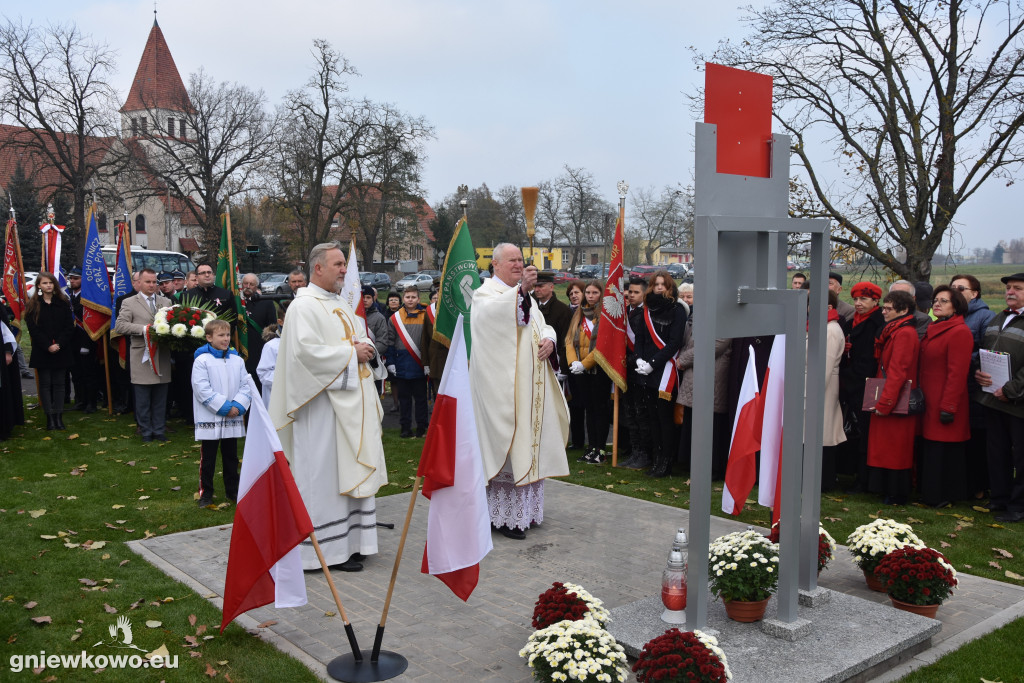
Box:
[120,15,192,141]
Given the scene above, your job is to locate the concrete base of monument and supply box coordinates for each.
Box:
[607,590,941,682]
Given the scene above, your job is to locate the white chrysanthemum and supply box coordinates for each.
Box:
[171,323,187,338]
[153,321,171,335]
[190,325,206,339]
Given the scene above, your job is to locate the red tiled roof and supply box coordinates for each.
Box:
[0,123,115,198]
[120,20,191,114]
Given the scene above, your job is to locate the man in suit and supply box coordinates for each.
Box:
[240,272,278,394]
[114,268,172,442]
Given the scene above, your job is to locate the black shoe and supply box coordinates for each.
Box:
[929,500,952,509]
[995,510,1024,523]
[647,460,671,478]
[54,414,66,430]
[153,434,169,442]
[577,448,595,463]
[83,404,96,414]
[618,454,637,469]
[141,436,153,443]
[400,430,413,438]
[334,558,364,572]
[197,496,213,508]
[590,450,607,464]
[986,502,1007,512]
[415,428,426,438]
[350,553,366,562]
[629,455,652,471]
[500,526,526,540]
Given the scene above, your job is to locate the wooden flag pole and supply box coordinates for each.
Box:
[310,531,363,662]
[102,332,113,415]
[371,474,422,662]
[612,386,620,467]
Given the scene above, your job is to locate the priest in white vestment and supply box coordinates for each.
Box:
[269,243,388,571]
[470,243,570,539]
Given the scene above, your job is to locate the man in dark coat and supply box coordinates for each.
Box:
[67,267,99,413]
[240,272,278,394]
[533,271,572,372]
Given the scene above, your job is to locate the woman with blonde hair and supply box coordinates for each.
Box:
[26,271,74,430]
[566,280,610,463]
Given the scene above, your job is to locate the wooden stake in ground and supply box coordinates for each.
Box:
[310,532,363,662]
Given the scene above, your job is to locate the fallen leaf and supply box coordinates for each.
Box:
[906,517,924,523]
[217,660,228,666]
[103,604,117,614]
[973,506,989,513]
[993,548,1014,559]
[97,437,107,442]
[189,651,201,659]
[205,662,217,677]
[161,597,174,603]
[31,616,51,625]
[145,620,162,628]
[990,524,1006,529]
[118,560,129,567]
[126,461,135,466]
[256,620,277,628]
[196,624,207,635]
[990,561,1003,570]
[63,542,80,549]
[188,614,197,626]
[111,504,124,509]
[940,541,951,548]
[100,553,110,560]
[79,578,97,586]
[324,611,336,617]
[138,496,150,500]
[24,601,37,609]
[67,433,79,440]
[825,516,842,523]
[964,564,973,569]
[28,509,46,518]
[183,635,199,647]
[39,535,57,540]
[1006,570,1024,581]
[146,644,170,661]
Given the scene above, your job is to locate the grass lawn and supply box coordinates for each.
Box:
[2,398,1022,681]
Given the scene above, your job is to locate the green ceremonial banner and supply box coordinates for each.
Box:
[215,212,249,360]
[433,217,482,354]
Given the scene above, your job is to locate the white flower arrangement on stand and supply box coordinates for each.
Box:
[519,615,628,683]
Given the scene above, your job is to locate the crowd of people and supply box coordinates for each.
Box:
[3,255,1024,548]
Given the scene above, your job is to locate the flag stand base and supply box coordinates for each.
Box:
[326,651,408,682]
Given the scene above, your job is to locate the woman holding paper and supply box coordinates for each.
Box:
[917,286,974,507]
[866,289,920,505]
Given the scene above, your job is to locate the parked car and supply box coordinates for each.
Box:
[259,272,286,283]
[394,273,434,292]
[260,273,290,294]
[552,271,575,283]
[628,264,660,280]
[577,265,600,278]
[418,269,442,286]
[360,272,392,289]
[666,263,689,279]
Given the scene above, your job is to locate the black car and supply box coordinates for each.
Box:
[360,272,392,289]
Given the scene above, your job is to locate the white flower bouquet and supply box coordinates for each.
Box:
[148,301,219,352]
[846,518,924,574]
[708,529,780,602]
[520,615,628,683]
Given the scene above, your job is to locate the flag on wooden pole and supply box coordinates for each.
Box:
[80,205,113,340]
[216,212,248,359]
[2,217,27,330]
[593,212,628,391]
[433,217,481,352]
[417,314,492,600]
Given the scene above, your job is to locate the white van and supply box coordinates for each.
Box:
[100,246,196,276]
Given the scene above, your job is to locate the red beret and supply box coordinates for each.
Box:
[850,281,882,299]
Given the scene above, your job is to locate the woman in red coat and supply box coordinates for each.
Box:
[867,290,920,504]
[917,286,974,507]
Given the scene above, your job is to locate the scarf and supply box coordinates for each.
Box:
[571,303,599,353]
[852,305,878,328]
[874,313,914,360]
[827,308,840,324]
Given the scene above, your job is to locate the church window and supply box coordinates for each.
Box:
[140,117,148,134]
[131,118,138,136]
[179,120,185,138]
[136,214,147,234]
[97,213,108,233]
[167,118,175,136]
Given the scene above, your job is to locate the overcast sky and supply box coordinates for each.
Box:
[11,0,1019,253]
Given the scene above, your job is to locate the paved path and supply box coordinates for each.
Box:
[131,480,1024,682]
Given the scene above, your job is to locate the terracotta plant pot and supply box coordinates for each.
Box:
[863,568,885,592]
[723,598,770,623]
[889,596,940,619]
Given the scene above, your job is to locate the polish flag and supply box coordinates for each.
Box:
[340,240,367,330]
[220,376,313,632]
[722,346,763,515]
[758,335,785,525]
[417,314,492,601]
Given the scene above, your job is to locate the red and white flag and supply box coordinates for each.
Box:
[592,213,627,391]
[417,314,492,601]
[340,240,367,330]
[722,346,763,515]
[758,335,785,525]
[220,376,313,632]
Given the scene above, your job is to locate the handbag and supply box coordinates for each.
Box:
[861,365,925,416]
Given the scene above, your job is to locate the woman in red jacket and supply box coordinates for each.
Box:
[867,289,920,505]
[917,285,974,507]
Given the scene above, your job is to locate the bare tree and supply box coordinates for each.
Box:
[700,0,1024,281]
[0,19,124,256]
[134,68,273,252]
[557,166,613,268]
[536,179,565,254]
[630,185,692,264]
[344,103,433,266]
[494,184,526,246]
[269,40,376,258]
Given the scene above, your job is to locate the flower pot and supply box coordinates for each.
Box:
[723,598,769,622]
[863,568,885,592]
[889,596,940,619]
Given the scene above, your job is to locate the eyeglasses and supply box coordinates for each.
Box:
[952,285,973,292]
[933,298,951,305]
